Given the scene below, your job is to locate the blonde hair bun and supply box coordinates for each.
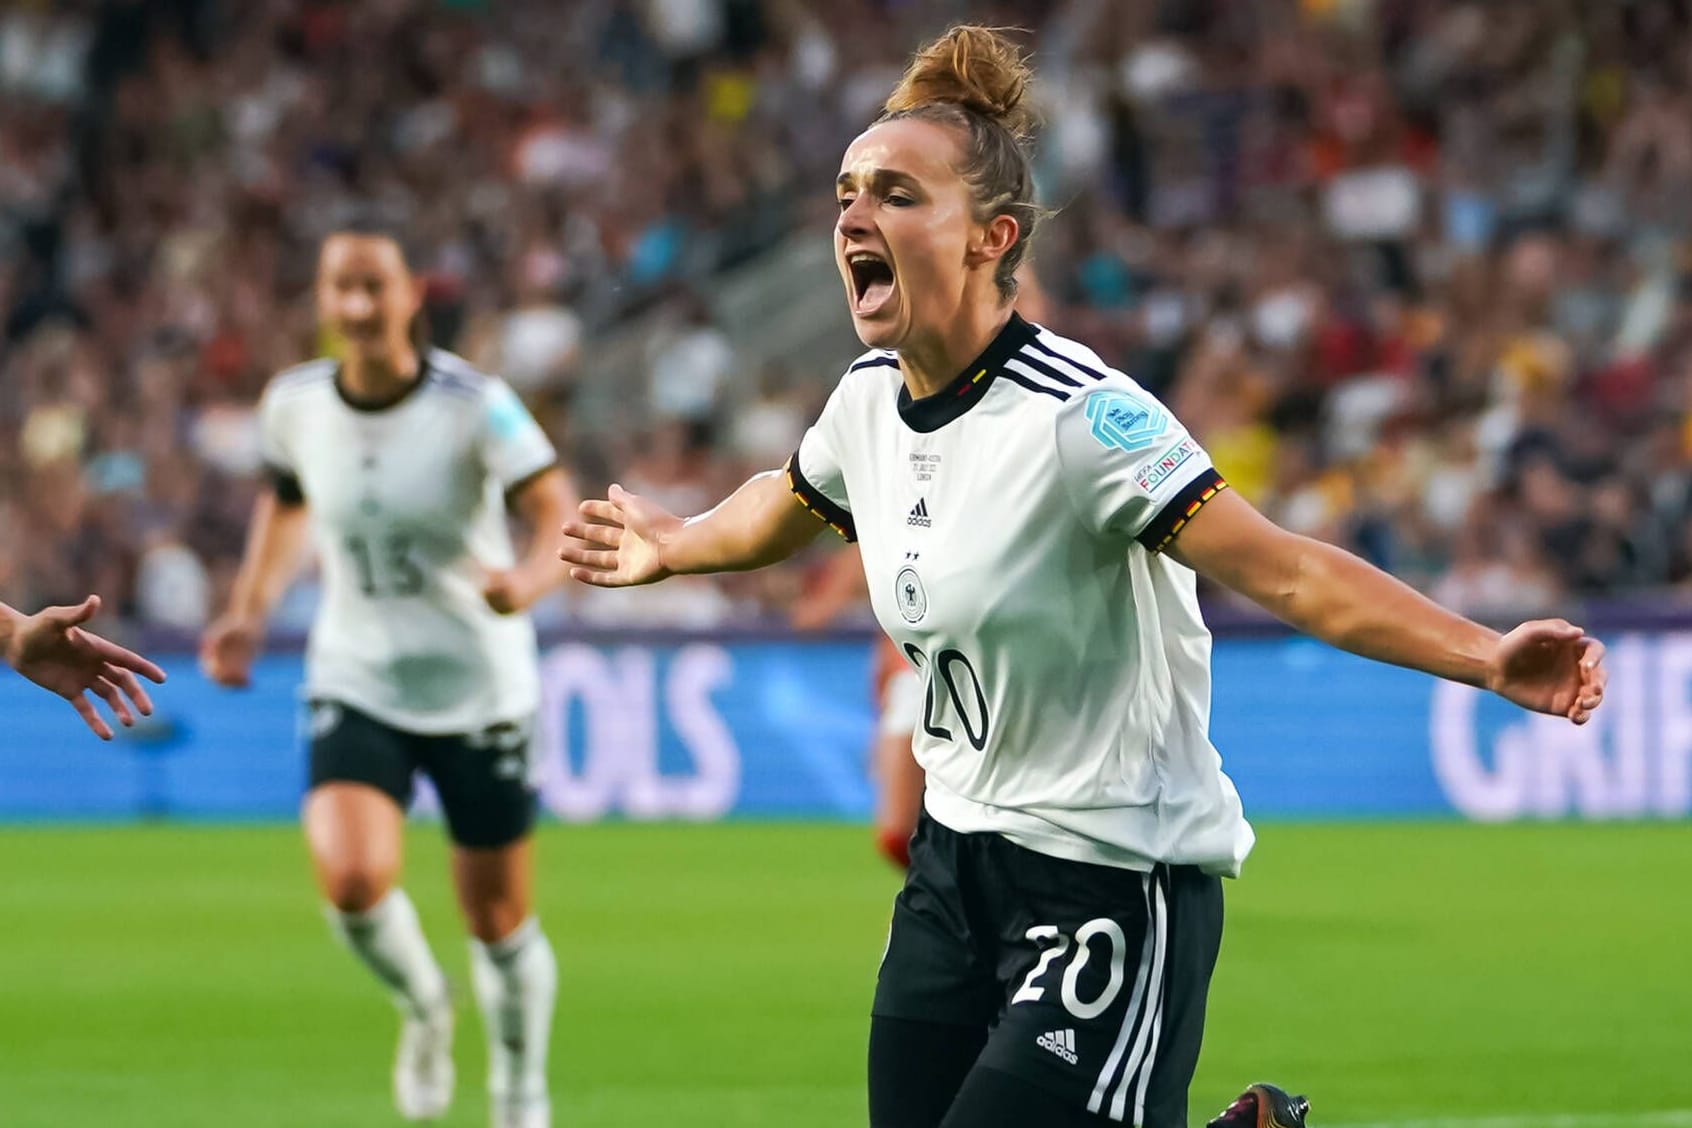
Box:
[883,25,1036,141]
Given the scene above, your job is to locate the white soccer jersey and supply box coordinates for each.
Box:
[258,349,557,734]
[789,314,1256,876]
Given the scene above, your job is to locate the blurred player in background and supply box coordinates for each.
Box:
[200,221,575,1128]
[562,25,1606,1128]
[1,596,165,739]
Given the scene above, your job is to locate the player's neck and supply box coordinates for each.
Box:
[897,300,1014,400]
[340,345,422,404]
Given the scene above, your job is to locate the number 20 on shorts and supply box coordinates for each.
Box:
[1010,919,1130,1020]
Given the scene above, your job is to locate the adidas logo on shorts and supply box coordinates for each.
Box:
[906,498,932,527]
[1036,1027,1078,1064]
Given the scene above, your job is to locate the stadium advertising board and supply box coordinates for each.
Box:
[1,632,1687,823]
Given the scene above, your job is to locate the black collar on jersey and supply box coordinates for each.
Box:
[334,353,431,413]
[895,312,1038,433]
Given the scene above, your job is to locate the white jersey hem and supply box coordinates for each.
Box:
[922,784,1247,878]
[302,683,539,737]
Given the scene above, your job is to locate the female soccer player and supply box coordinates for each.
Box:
[560,26,1606,1128]
[2,596,164,738]
[201,222,575,1128]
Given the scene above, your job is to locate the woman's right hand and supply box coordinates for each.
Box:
[199,613,264,688]
[560,483,679,588]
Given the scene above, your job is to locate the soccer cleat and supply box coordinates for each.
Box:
[393,997,455,1120]
[1206,1082,1310,1128]
[491,1094,550,1128]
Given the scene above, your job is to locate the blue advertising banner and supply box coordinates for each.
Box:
[1,632,1687,823]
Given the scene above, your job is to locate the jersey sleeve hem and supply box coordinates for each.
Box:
[502,459,559,505]
[784,451,857,542]
[266,464,306,506]
[1136,471,1228,553]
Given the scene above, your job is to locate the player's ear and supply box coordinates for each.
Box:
[965,214,1019,269]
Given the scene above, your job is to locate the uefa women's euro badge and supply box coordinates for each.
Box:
[1085,390,1168,454]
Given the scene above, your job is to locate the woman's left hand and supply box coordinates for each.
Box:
[1486,620,1607,725]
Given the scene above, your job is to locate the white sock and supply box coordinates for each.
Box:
[326,889,448,1020]
[469,917,557,1105]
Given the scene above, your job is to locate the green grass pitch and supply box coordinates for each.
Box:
[0,822,1687,1127]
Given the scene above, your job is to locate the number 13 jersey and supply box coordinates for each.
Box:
[259,349,558,734]
[789,314,1255,876]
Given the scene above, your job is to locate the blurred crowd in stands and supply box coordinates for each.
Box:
[4,0,1692,635]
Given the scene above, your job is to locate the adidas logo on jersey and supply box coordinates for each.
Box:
[907,498,932,527]
[1036,1028,1078,1064]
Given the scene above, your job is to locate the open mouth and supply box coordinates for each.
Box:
[847,251,896,315]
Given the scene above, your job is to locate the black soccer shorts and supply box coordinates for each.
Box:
[871,812,1224,1127]
[305,699,538,849]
